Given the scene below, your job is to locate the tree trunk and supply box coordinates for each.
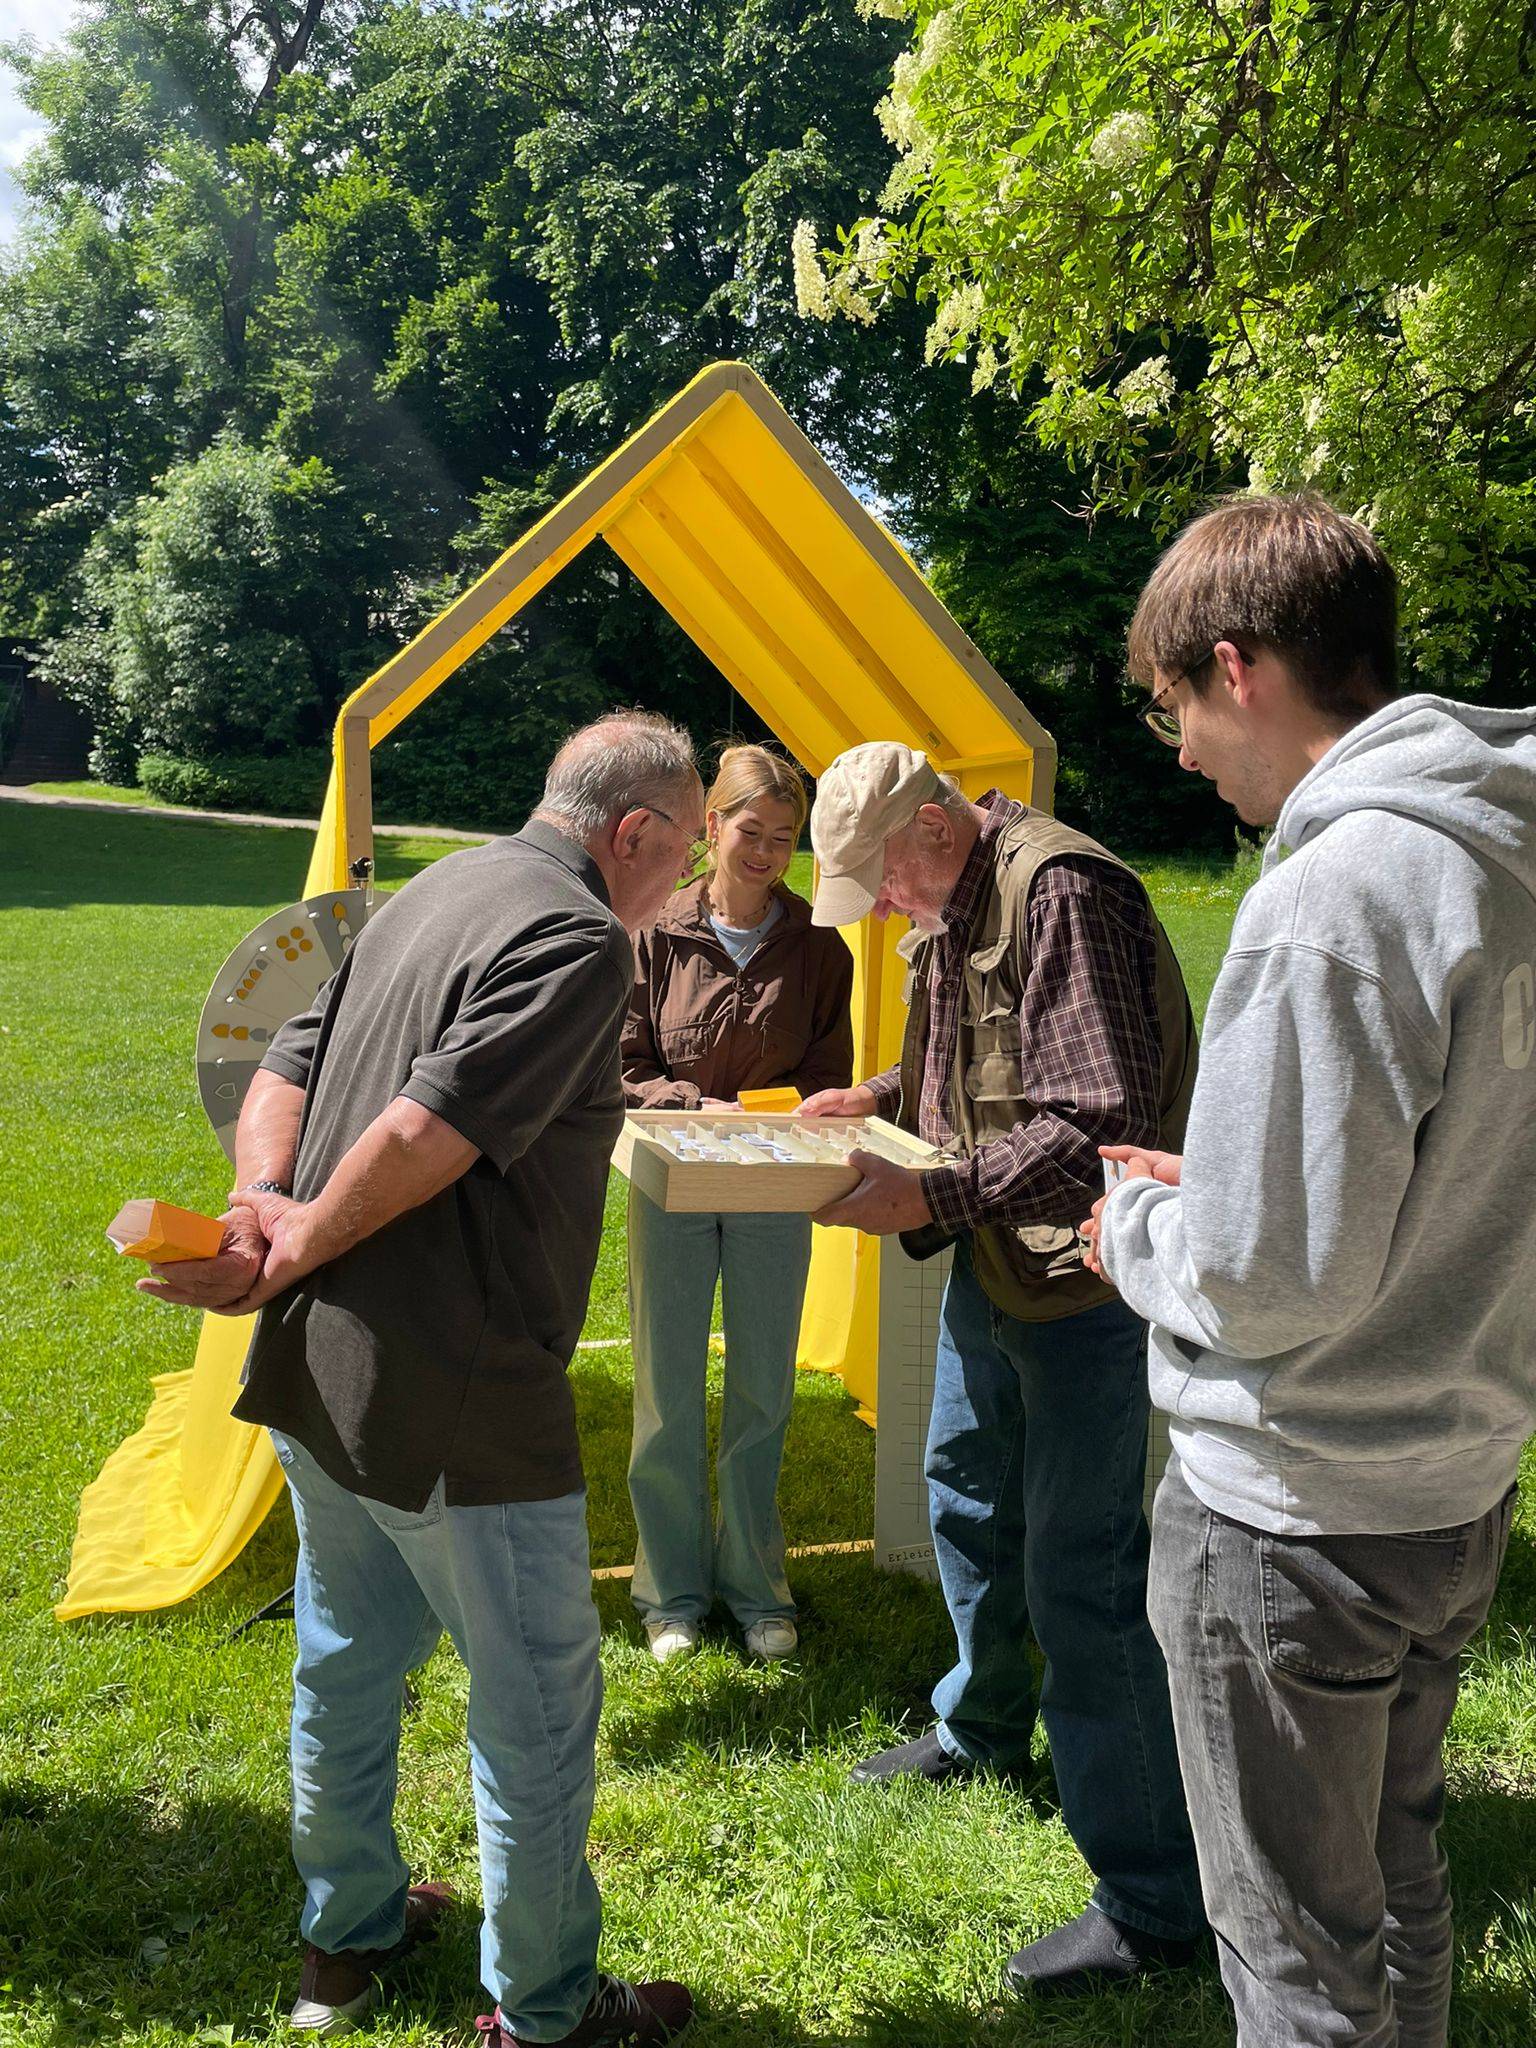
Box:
[224,0,328,368]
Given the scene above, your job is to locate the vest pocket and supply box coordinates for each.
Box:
[1008,1223,1084,1276]
[974,1220,1085,1288]
[963,938,1014,1032]
[964,1015,1021,1101]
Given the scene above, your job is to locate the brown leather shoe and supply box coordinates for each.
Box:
[290,1880,455,2035]
[475,1972,694,2046]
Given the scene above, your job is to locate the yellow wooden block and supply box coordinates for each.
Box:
[737,1086,803,1113]
[106,1199,226,1264]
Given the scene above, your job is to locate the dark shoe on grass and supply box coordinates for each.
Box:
[849,1727,976,1786]
[476,1972,694,2046]
[289,1879,455,2035]
[1004,1904,1203,1997]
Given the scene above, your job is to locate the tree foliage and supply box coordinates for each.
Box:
[2,0,1244,848]
[811,0,1536,688]
[2,0,928,802]
[35,434,373,779]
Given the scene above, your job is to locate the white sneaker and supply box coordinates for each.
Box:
[743,1617,798,1662]
[645,1617,700,1663]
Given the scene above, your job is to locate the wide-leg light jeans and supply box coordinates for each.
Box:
[626,1184,811,1627]
[272,1429,603,2041]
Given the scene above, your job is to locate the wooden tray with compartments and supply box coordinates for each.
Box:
[611,1111,944,1214]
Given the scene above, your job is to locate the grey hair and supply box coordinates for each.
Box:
[534,711,698,840]
[933,772,978,817]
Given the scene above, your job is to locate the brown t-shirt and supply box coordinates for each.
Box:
[622,878,854,1108]
[234,821,632,1510]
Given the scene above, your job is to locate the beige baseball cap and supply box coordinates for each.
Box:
[810,742,941,926]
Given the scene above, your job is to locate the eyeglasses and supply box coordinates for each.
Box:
[643,805,707,871]
[1140,675,1187,747]
[1138,648,1218,747]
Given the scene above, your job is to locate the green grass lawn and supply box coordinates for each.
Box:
[3,802,1533,2047]
[25,779,163,807]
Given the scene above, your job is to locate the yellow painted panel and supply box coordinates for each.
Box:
[608,497,857,773]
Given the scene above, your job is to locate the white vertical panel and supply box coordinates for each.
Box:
[873,1238,952,1578]
[872,1234,1170,1573]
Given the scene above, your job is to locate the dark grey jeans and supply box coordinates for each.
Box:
[1149,1458,1515,2048]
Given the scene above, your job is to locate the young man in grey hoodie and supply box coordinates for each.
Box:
[1084,493,1536,2048]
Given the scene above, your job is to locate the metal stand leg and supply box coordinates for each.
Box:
[224,1583,296,1643]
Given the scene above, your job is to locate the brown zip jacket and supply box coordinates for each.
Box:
[622,877,855,1109]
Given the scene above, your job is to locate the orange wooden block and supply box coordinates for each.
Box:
[106,1199,226,1264]
[736,1086,803,1113]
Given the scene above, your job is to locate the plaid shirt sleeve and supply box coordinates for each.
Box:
[863,1063,902,1117]
[919,859,1163,1234]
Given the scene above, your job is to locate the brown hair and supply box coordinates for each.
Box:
[1126,493,1399,721]
[704,743,808,866]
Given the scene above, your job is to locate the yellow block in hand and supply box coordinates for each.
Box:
[737,1087,803,1114]
[106,1200,225,1264]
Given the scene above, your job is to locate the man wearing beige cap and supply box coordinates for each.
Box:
[801,742,1206,1997]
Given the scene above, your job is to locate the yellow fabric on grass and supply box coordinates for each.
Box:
[56,820,339,1620]
[55,1316,284,1619]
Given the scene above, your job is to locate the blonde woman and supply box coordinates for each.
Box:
[622,745,854,1662]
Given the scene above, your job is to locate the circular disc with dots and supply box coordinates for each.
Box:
[195,889,370,1161]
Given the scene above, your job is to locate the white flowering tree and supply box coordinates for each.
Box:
[799,0,1536,678]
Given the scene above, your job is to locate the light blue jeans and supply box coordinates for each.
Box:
[626,1186,811,1627]
[271,1430,602,2040]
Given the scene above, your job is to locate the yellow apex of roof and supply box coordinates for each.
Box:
[318,361,1055,887]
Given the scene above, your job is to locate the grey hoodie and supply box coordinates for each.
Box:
[1101,694,1536,1534]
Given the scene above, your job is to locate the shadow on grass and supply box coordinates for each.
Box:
[0,1776,477,2044]
[843,1780,1536,2048]
[854,1971,1233,2048]
[593,1552,970,1775]
[1442,1778,1536,2046]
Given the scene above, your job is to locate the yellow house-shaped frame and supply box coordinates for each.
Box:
[59,361,1054,1619]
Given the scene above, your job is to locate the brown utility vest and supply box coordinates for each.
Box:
[897,810,1198,1323]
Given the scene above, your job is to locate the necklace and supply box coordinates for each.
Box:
[707,883,773,928]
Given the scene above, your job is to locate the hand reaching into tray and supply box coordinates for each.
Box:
[797,1084,877,1119]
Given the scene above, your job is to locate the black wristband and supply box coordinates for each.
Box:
[243,1179,290,1196]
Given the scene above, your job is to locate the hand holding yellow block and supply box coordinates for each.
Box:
[736,1086,803,1114]
[106,1200,227,1264]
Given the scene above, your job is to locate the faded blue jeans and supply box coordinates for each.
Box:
[271,1430,603,2040]
[926,1239,1204,1942]
[626,1186,811,1626]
